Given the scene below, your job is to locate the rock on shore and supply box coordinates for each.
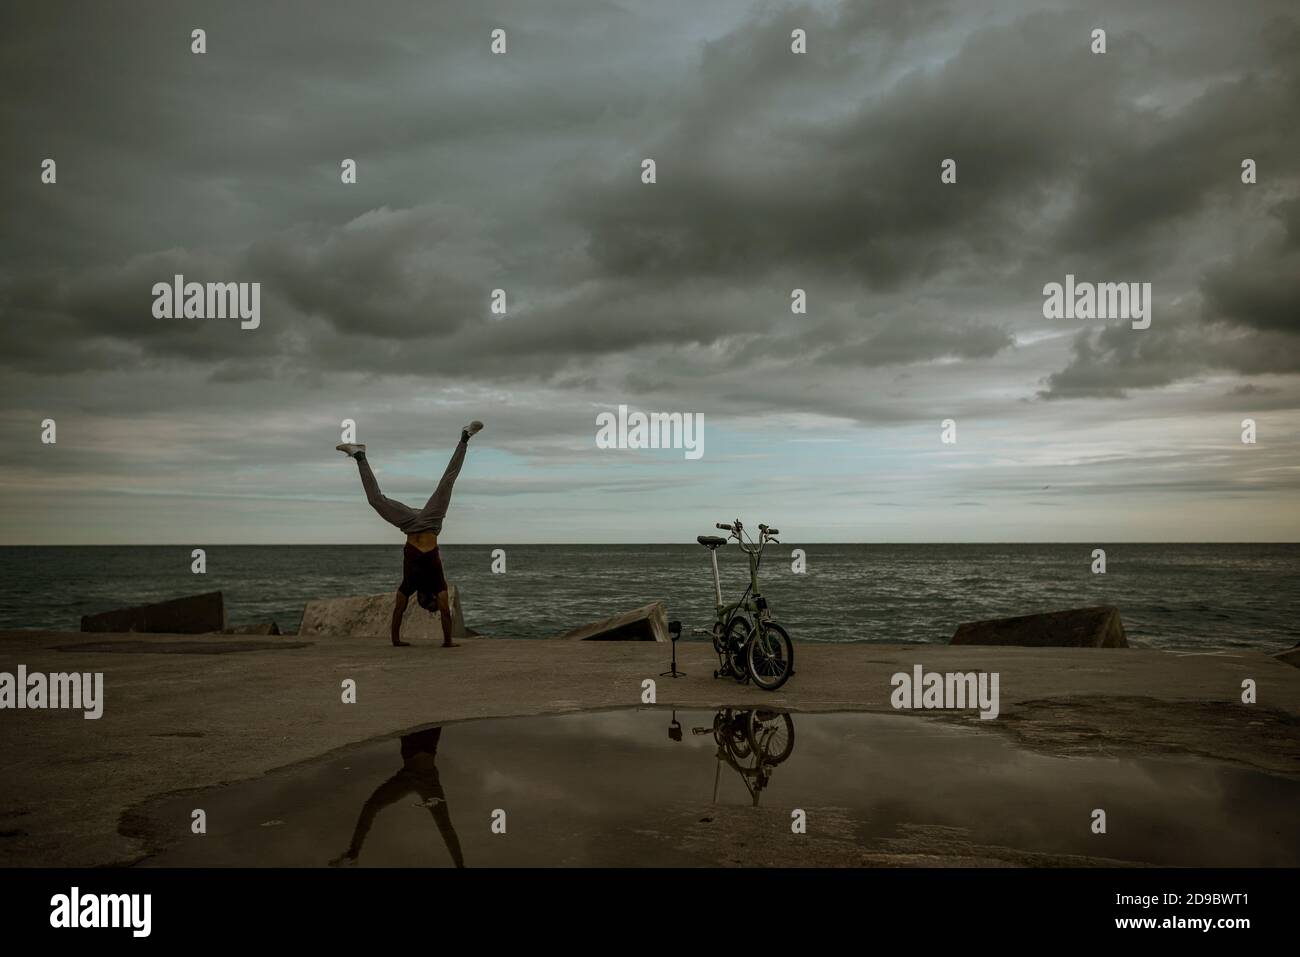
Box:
[550,601,669,641]
[299,587,467,642]
[81,591,226,634]
[950,606,1129,648]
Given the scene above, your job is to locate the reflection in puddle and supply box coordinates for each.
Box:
[690,709,795,807]
[329,728,465,868]
[139,708,1300,867]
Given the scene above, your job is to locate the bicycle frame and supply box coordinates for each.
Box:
[707,524,772,628]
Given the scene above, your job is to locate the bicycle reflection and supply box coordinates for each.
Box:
[688,708,796,807]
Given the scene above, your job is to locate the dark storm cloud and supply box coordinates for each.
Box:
[1040,195,1300,399]
[251,206,494,340]
[1038,318,1300,401]
[816,317,1014,368]
[1202,200,1300,336]
[5,0,1033,386]
[1039,324,1208,400]
[1056,23,1300,262]
[0,0,658,271]
[0,248,270,372]
[2,0,1300,417]
[569,6,1254,289]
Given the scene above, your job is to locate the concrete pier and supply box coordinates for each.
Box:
[1,629,1297,867]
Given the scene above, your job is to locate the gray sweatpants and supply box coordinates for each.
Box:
[354,438,467,535]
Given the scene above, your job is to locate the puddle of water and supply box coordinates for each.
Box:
[138,709,1300,867]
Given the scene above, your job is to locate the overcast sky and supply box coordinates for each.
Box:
[1,0,1297,544]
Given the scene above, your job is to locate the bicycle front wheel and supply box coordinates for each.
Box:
[747,710,795,763]
[747,621,794,691]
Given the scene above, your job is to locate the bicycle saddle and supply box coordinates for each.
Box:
[696,535,727,547]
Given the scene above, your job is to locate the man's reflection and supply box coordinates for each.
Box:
[330,727,465,867]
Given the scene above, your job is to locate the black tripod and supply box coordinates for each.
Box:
[660,620,685,678]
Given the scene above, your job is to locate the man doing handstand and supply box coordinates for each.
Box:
[336,421,483,647]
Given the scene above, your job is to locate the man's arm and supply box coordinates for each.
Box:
[391,590,410,646]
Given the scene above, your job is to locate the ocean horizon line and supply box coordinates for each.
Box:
[0,541,1297,548]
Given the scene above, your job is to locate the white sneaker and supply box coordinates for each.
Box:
[335,443,366,457]
[461,421,484,440]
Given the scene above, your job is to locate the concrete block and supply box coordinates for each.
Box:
[951,606,1128,648]
[551,601,669,642]
[1273,646,1300,669]
[80,591,226,635]
[298,586,466,641]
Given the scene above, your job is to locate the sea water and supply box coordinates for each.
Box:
[0,543,1295,649]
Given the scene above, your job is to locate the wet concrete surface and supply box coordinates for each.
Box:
[53,640,311,654]
[136,708,1300,868]
[1,630,1298,866]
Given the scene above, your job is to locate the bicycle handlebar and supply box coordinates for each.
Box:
[708,521,782,556]
[715,520,780,540]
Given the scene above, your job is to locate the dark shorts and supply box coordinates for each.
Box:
[398,544,448,608]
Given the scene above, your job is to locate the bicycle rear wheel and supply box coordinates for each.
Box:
[724,616,753,682]
[747,621,793,690]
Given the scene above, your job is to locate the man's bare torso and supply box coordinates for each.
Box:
[407,531,438,552]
